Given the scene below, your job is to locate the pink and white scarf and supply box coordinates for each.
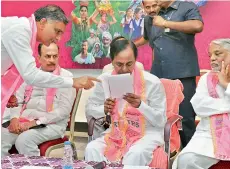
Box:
[208,72,230,160]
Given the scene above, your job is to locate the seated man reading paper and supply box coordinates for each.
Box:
[172,38,230,169]
[1,43,75,157]
[85,36,167,166]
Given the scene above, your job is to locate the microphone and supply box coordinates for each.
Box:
[85,161,107,169]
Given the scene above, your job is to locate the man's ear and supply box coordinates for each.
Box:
[37,55,41,61]
[39,18,47,30]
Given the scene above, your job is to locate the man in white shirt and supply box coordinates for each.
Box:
[172,38,230,169]
[1,43,76,157]
[1,5,99,116]
[85,36,166,165]
[73,41,95,64]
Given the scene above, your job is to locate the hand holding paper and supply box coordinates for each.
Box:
[123,93,141,108]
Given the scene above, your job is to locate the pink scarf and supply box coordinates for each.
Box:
[208,72,230,160]
[104,66,146,162]
[1,14,37,120]
[21,66,61,115]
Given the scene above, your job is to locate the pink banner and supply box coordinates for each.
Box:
[2,1,230,70]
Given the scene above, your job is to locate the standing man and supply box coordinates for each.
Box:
[135,0,203,147]
[1,5,100,118]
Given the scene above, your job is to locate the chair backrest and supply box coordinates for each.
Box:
[68,89,82,142]
[160,79,184,153]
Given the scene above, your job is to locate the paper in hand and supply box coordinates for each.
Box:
[106,73,134,99]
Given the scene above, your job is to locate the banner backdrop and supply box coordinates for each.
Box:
[67,0,207,68]
[67,0,147,67]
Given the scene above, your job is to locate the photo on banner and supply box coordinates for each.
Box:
[67,0,145,68]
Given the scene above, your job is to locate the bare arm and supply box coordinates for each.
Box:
[71,12,80,25]
[109,15,117,25]
[89,9,99,26]
[109,11,117,25]
[91,10,99,25]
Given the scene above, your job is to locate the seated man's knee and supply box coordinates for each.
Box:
[85,141,99,153]
[177,152,197,168]
[123,147,150,165]
[15,134,30,150]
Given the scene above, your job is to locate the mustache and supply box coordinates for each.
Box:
[150,12,156,15]
[47,63,56,66]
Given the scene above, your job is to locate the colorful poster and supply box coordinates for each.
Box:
[67,0,207,69]
[67,0,146,68]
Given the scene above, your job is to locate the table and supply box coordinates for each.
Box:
[1,154,123,169]
[1,154,161,169]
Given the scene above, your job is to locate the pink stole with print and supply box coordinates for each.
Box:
[208,72,230,160]
[104,66,146,162]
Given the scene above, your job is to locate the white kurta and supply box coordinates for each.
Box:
[85,71,167,165]
[1,16,73,88]
[1,68,76,157]
[173,72,230,169]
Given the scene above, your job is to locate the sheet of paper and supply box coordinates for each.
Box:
[123,165,150,169]
[107,73,134,99]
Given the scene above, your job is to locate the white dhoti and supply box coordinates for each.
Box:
[172,131,219,169]
[85,133,160,166]
[1,126,61,157]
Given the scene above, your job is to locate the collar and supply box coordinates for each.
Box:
[160,0,180,13]
[170,0,180,9]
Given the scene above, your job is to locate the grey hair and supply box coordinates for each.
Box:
[212,38,230,51]
[34,5,69,25]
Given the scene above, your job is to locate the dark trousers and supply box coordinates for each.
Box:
[177,77,197,148]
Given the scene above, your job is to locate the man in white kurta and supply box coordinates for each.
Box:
[1,5,73,88]
[85,37,166,166]
[1,43,76,157]
[172,39,230,169]
[1,5,99,115]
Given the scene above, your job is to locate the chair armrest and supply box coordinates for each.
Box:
[164,114,183,155]
[88,117,97,137]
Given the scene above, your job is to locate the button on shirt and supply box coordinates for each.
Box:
[143,1,203,79]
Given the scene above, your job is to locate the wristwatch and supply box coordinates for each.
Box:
[35,119,41,125]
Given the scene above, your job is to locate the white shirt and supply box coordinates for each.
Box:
[129,18,144,29]
[121,17,132,25]
[86,71,167,141]
[73,52,95,64]
[1,16,73,88]
[8,68,76,135]
[191,72,230,132]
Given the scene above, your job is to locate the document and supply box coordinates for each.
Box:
[102,73,134,99]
